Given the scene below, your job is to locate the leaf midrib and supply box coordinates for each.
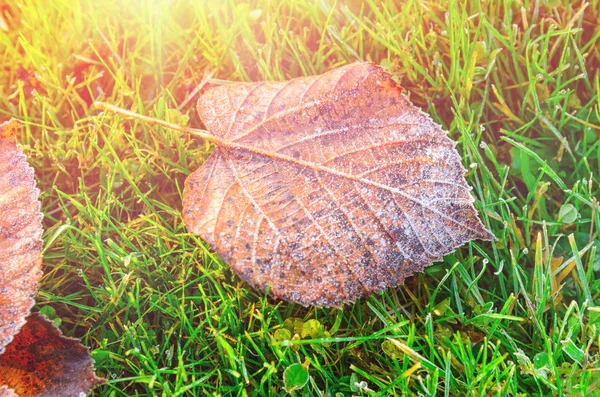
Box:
[219,138,485,236]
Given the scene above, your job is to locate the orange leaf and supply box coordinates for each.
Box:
[183,62,494,307]
[0,314,104,397]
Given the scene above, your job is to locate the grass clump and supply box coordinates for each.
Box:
[1,0,599,395]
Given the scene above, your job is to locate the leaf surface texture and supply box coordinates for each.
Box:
[183,62,493,307]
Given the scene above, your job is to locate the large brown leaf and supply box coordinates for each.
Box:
[183,62,494,307]
[0,119,43,353]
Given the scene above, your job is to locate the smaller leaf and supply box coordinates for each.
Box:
[349,373,371,393]
[533,352,550,369]
[91,349,111,366]
[535,83,550,102]
[273,328,292,342]
[38,305,56,318]
[283,317,304,335]
[300,319,323,338]
[283,363,309,393]
[431,297,452,316]
[0,313,104,397]
[38,305,61,327]
[558,203,578,224]
[382,340,403,359]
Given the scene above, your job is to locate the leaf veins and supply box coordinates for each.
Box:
[183,62,494,307]
[0,314,105,397]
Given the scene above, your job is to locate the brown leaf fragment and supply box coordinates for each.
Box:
[0,119,43,354]
[183,62,494,307]
[0,313,105,397]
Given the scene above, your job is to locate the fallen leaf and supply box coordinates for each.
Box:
[0,314,105,397]
[0,119,104,395]
[0,119,43,354]
[182,62,494,307]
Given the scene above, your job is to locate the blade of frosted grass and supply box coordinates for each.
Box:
[568,234,593,305]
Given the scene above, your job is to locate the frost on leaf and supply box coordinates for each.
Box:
[182,62,494,307]
[0,314,105,397]
[0,119,43,354]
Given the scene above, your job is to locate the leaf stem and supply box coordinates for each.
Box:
[93,102,221,145]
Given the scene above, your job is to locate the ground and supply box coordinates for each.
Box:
[1,0,599,396]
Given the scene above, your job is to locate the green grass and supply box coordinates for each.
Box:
[1,0,600,395]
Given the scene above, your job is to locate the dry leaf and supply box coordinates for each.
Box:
[0,119,43,353]
[0,119,104,395]
[182,62,494,307]
[0,314,105,397]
